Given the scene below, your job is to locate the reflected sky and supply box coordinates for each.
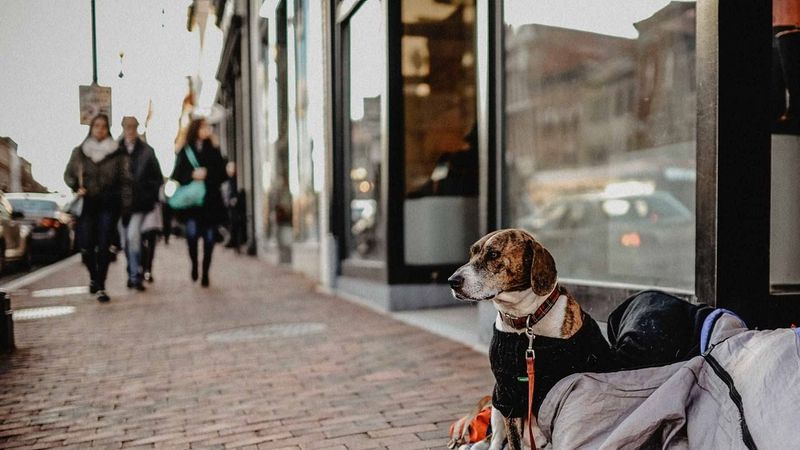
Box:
[505,0,696,39]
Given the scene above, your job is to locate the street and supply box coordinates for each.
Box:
[0,240,493,449]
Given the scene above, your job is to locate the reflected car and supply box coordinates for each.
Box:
[350,199,377,257]
[518,191,694,288]
[0,193,32,272]
[5,193,74,260]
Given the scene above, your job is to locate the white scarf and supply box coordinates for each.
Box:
[81,137,118,163]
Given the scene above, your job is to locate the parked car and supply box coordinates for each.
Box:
[517,190,695,288]
[5,193,73,260]
[0,193,32,272]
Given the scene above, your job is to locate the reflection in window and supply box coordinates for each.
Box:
[505,0,697,290]
[770,0,800,292]
[402,0,479,266]
[347,0,385,260]
[288,0,322,244]
[403,0,477,198]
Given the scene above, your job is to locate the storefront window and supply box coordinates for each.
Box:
[346,0,385,260]
[402,0,478,265]
[504,1,697,290]
[770,0,800,293]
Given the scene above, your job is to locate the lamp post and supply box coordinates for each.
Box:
[79,0,111,125]
[91,0,97,84]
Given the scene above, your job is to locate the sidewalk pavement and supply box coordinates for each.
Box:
[0,240,494,449]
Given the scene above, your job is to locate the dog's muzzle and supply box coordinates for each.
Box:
[448,274,464,290]
[448,273,469,300]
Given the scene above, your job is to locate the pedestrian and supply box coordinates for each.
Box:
[118,116,163,291]
[161,194,173,245]
[170,117,226,287]
[140,188,164,283]
[64,113,132,302]
[221,161,245,251]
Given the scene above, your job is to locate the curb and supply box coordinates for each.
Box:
[0,254,82,292]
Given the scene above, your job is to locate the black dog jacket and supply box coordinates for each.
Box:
[490,312,614,418]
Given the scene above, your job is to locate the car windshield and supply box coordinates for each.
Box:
[8,199,59,215]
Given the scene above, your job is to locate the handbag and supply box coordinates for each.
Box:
[141,203,163,233]
[168,147,207,210]
[65,196,84,217]
[65,159,84,216]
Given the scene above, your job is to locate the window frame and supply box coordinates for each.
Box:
[699,0,800,328]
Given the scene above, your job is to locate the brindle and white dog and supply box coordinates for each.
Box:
[449,229,599,450]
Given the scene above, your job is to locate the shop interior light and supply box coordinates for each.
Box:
[351,167,368,181]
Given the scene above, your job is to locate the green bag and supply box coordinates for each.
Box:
[168,147,206,210]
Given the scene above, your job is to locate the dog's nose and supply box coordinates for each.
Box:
[448,274,464,289]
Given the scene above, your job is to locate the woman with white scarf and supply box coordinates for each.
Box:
[64,114,132,302]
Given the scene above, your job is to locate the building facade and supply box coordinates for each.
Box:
[192,0,800,339]
[0,138,48,193]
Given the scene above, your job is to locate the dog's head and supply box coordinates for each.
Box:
[448,228,557,301]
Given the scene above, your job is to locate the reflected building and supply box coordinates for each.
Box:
[505,2,696,212]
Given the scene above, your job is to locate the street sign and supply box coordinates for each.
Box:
[79,84,112,125]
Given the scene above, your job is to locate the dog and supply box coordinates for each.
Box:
[449,229,613,450]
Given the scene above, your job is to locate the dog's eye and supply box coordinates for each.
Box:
[486,250,499,260]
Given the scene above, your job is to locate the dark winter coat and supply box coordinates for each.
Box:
[170,141,227,225]
[121,138,163,213]
[490,312,614,418]
[64,145,132,216]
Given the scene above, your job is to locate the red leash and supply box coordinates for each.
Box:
[526,326,538,450]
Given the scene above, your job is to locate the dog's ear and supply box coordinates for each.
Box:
[530,240,557,296]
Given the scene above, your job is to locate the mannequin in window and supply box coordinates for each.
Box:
[772,0,800,134]
[408,124,479,198]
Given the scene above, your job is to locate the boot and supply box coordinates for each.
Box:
[201,253,212,288]
[777,29,800,134]
[189,243,199,282]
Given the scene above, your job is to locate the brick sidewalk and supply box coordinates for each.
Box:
[0,241,493,449]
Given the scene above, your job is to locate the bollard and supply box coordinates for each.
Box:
[0,291,13,353]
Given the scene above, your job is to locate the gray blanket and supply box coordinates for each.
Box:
[538,312,800,449]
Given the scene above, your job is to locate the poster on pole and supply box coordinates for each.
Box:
[79,84,112,125]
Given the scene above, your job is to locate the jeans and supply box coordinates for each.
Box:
[118,212,145,284]
[77,209,116,289]
[185,219,216,275]
[141,230,158,275]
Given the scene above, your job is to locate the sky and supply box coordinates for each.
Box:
[0,0,203,193]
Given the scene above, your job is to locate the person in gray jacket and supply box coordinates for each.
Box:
[64,114,132,302]
[118,116,162,291]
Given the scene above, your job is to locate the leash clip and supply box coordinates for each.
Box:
[525,319,536,359]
